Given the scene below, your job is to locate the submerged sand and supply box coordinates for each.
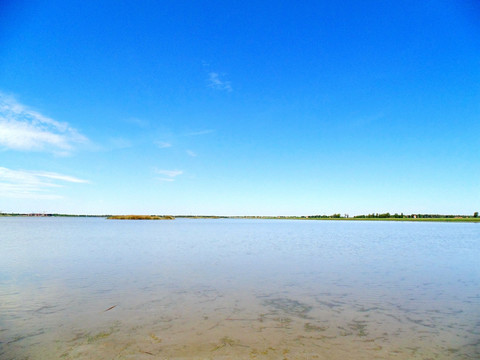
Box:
[1,218,479,359]
[1,281,478,359]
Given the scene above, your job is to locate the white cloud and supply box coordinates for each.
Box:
[155,141,172,148]
[186,150,197,157]
[0,93,88,154]
[155,169,183,178]
[29,171,89,183]
[0,167,89,199]
[208,72,232,92]
[155,169,183,182]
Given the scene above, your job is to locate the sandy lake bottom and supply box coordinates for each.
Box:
[1,218,479,359]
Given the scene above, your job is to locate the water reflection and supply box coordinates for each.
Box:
[0,218,479,359]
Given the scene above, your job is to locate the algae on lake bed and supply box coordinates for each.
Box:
[263,298,313,319]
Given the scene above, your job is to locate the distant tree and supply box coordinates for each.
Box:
[474,212,479,218]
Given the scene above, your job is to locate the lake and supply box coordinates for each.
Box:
[0,217,479,359]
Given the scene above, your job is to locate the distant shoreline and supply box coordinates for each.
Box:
[1,213,479,222]
[107,215,174,220]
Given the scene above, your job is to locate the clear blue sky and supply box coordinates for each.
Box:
[0,0,479,215]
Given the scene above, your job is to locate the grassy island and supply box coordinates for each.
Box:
[107,215,175,220]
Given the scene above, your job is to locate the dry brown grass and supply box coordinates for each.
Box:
[107,215,174,220]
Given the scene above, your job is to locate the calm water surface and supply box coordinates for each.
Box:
[0,217,479,359]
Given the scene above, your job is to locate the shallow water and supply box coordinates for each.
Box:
[0,217,479,359]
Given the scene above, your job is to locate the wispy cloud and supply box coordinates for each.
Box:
[155,169,183,178]
[0,93,88,154]
[0,167,89,199]
[185,129,214,136]
[186,150,197,157]
[208,72,232,92]
[155,141,172,148]
[155,169,183,182]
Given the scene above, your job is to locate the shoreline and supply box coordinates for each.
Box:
[1,214,479,222]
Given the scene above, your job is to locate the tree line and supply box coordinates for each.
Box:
[307,212,479,219]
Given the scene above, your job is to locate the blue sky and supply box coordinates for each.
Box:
[0,0,479,215]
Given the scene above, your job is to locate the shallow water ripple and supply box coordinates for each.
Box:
[0,217,479,359]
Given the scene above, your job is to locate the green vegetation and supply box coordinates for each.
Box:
[263,298,313,319]
[286,212,480,222]
[1,212,478,222]
[86,331,112,343]
[107,215,175,220]
[0,213,103,217]
[191,214,480,222]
